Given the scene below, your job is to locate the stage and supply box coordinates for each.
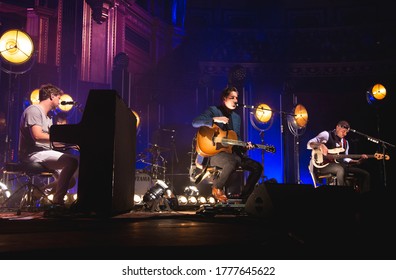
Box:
[1,183,396,260]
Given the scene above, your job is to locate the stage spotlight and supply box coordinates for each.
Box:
[0,29,34,64]
[177,195,188,206]
[254,103,272,123]
[184,185,199,196]
[143,184,165,203]
[188,196,198,205]
[143,179,171,203]
[197,196,207,204]
[30,88,40,104]
[206,196,216,204]
[134,194,143,205]
[131,110,140,128]
[59,94,75,112]
[0,182,11,200]
[367,83,386,105]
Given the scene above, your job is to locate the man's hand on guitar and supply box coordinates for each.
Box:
[318,143,328,155]
[213,116,229,124]
[353,154,368,165]
[246,141,254,150]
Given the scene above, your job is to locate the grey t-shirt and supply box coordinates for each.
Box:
[18,104,53,160]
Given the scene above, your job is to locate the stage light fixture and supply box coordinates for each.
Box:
[254,103,272,123]
[206,196,216,204]
[134,194,144,205]
[184,185,199,196]
[59,94,75,112]
[289,104,308,130]
[30,88,40,104]
[1,30,35,162]
[197,196,207,204]
[177,195,188,206]
[188,196,198,205]
[367,83,387,105]
[0,29,34,65]
[131,110,140,128]
[0,182,11,200]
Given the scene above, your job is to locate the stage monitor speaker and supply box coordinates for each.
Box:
[50,89,136,216]
[244,184,274,218]
[245,183,357,221]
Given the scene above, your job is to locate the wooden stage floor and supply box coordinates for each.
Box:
[1,184,396,260]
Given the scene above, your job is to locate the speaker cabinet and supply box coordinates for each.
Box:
[245,183,358,223]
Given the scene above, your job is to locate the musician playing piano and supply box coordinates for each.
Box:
[192,86,263,203]
[307,120,370,193]
[18,83,79,207]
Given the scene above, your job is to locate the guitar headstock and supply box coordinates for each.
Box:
[374,153,390,160]
[265,145,276,153]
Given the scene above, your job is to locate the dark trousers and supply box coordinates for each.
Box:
[209,151,263,196]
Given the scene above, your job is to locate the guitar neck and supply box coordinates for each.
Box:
[329,154,361,160]
[329,154,378,160]
[218,138,246,147]
[218,138,274,152]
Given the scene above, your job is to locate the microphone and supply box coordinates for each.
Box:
[162,128,176,133]
[350,128,379,144]
[60,101,77,105]
[240,104,256,109]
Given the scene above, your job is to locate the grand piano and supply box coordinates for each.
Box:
[50,90,136,216]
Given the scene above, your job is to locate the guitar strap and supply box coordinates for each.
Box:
[342,138,347,150]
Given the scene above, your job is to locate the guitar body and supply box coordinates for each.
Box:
[196,125,237,157]
[196,124,276,157]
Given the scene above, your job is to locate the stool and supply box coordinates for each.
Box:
[1,162,55,215]
[308,161,337,188]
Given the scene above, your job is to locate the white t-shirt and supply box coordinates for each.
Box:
[19,104,53,160]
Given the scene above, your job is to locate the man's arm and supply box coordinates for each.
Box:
[30,125,50,143]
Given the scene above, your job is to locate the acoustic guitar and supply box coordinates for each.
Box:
[196,124,276,157]
[311,147,390,168]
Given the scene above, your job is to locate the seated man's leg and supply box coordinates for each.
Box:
[209,152,239,202]
[347,166,370,193]
[239,157,263,198]
[317,163,345,186]
[30,150,79,205]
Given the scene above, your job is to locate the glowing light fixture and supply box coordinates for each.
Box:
[0,29,34,64]
[59,94,74,112]
[291,104,308,129]
[131,110,140,128]
[30,88,40,104]
[367,83,387,104]
[0,182,11,200]
[254,103,272,123]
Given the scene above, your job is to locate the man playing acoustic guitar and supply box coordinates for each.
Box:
[307,120,371,193]
[192,86,264,203]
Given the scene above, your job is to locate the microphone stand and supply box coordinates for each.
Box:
[350,129,395,188]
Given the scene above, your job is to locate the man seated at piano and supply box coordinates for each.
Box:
[19,83,79,207]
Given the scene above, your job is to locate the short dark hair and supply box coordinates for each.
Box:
[220,86,238,101]
[337,120,350,130]
[39,83,63,101]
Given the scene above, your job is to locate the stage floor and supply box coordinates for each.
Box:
[1,185,396,260]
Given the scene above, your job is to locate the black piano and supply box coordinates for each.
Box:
[50,90,136,216]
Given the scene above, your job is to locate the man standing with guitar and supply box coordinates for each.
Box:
[307,120,370,193]
[192,86,263,203]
